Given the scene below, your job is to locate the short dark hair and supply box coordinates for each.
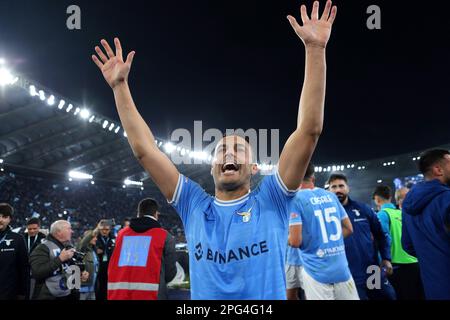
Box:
[27,218,40,226]
[304,162,315,181]
[137,198,159,218]
[327,173,348,185]
[372,185,392,200]
[418,149,450,176]
[0,203,14,218]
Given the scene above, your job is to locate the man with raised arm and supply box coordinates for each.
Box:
[92,0,337,299]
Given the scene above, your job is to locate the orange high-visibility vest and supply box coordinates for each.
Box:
[107,226,167,300]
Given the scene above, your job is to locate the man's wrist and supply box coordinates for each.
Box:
[305,44,327,53]
[112,80,129,92]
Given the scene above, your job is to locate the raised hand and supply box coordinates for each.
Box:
[92,38,135,89]
[287,0,337,49]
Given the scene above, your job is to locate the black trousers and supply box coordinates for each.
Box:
[389,262,425,300]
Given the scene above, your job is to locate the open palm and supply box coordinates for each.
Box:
[92,38,135,89]
[287,0,337,49]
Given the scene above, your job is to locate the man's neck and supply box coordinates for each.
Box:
[215,185,250,201]
[300,181,314,190]
[342,197,349,206]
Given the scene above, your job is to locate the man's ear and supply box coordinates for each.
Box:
[251,163,259,176]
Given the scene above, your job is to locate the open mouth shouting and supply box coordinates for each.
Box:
[221,161,241,176]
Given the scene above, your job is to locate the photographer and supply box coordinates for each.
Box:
[30,220,88,300]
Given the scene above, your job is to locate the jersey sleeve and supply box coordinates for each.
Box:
[288,198,303,226]
[258,170,298,224]
[168,174,209,225]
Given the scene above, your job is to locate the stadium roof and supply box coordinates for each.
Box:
[0,66,449,200]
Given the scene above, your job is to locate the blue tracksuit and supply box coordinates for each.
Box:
[343,198,395,300]
[402,179,450,300]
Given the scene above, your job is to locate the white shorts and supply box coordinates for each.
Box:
[285,265,304,290]
[302,268,359,300]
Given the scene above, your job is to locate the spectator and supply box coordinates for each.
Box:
[95,219,115,300]
[0,203,29,300]
[108,198,177,300]
[77,229,99,300]
[30,220,89,300]
[24,218,46,255]
[402,148,450,300]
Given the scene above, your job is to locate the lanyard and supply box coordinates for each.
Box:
[101,237,109,246]
[27,235,38,253]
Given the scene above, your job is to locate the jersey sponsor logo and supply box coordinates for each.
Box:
[194,243,203,261]
[353,218,367,222]
[290,212,299,219]
[310,195,334,206]
[316,245,346,258]
[194,241,269,264]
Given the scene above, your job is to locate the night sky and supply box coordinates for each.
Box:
[1,0,449,164]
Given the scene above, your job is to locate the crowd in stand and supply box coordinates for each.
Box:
[0,172,185,243]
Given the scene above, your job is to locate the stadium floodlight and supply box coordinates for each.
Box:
[73,107,81,116]
[102,120,109,129]
[79,108,90,119]
[158,141,163,147]
[417,156,421,160]
[88,115,95,123]
[377,179,383,183]
[351,164,355,168]
[122,185,126,189]
[140,187,144,191]
[47,95,55,106]
[0,159,3,164]
[29,85,38,96]
[0,168,3,172]
[392,161,396,165]
[347,164,351,169]
[66,104,73,113]
[38,90,46,101]
[114,126,120,134]
[68,178,73,182]
[91,180,95,185]
[0,67,18,86]
[362,166,366,169]
[164,142,176,153]
[68,170,93,180]
[58,99,65,109]
[124,179,143,186]
[108,123,115,131]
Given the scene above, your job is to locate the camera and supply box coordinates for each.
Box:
[65,245,86,272]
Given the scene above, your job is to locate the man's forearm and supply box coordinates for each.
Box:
[297,46,326,135]
[112,82,158,159]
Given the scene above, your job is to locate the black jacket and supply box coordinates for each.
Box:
[128,216,177,299]
[0,226,29,300]
[96,232,115,265]
[24,232,46,255]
